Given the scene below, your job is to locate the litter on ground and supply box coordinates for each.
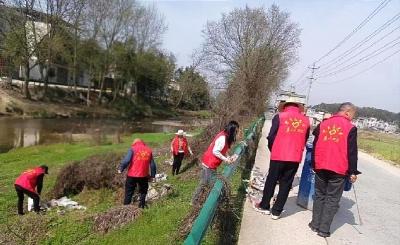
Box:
[155,172,168,182]
[48,196,87,210]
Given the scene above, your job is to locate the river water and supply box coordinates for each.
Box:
[0,117,199,153]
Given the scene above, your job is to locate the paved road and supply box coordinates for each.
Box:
[238,121,400,245]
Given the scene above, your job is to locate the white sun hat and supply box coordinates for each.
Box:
[278,97,305,112]
[175,129,185,136]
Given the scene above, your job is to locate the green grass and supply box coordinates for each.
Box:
[0,124,259,244]
[0,133,173,221]
[358,130,400,165]
[0,132,203,245]
[34,175,198,245]
[82,177,198,245]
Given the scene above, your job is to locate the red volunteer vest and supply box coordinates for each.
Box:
[270,106,310,162]
[202,131,229,170]
[15,167,45,193]
[172,136,189,155]
[127,141,153,177]
[315,114,354,175]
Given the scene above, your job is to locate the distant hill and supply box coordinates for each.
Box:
[312,103,400,123]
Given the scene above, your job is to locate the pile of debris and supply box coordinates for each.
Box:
[0,213,48,245]
[51,153,124,198]
[52,153,172,199]
[155,173,168,182]
[93,183,173,234]
[93,206,143,233]
[246,166,266,203]
[146,183,173,201]
[246,166,280,206]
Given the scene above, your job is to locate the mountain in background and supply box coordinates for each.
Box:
[312,103,400,123]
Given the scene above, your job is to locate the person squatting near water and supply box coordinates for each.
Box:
[191,120,240,205]
[170,129,193,176]
[14,165,49,215]
[118,139,157,208]
[253,99,310,220]
[309,102,361,238]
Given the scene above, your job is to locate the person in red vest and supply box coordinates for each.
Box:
[191,120,240,205]
[170,129,193,176]
[309,102,361,238]
[118,138,157,208]
[253,100,310,220]
[15,165,48,215]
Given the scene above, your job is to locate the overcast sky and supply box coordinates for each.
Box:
[142,0,400,112]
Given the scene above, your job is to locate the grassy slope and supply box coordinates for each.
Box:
[0,133,172,221]
[358,130,400,165]
[0,132,206,245]
[83,178,198,245]
[1,128,254,244]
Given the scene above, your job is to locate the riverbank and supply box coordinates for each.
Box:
[0,116,210,154]
[0,118,263,244]
[0,85,120,118]
[0,84,212,119]
[0,132,203,244]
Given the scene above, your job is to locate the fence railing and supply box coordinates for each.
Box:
[184,116,265,245]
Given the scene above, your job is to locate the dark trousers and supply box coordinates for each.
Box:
[311,170,346,234]
[15,184,40,214]
[259,160,299,216]
[191,165,216,205]
[172,153,185,175]
[123,177,149,208]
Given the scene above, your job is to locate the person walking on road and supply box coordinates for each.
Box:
[118,139,157,208]
[254,99,310,220]
[191,120,240,205]
[309,102,361,238]
[15,165,49,215]
[171,129,193,175]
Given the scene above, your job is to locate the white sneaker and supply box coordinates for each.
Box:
[252,201,270,215]
[271,214,280,220]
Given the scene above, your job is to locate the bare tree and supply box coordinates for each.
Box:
[200,5,301,123]
[36,0,73,96]
[83,0,134,102]
[64,0,86,94]
[129,3,167,52]
[0,0,44,99]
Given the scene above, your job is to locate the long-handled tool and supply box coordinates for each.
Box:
[353,184,363,226]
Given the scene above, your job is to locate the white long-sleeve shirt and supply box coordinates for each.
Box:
[212,135,229,162]
[201,135,230,169]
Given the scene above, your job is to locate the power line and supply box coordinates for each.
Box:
[317,37,400,78]
[316,48,400,85]
[318,36,400,77]
[296,82,309,93]
[292,68,309,86]
[320,25,400,73]
[318,13,400,71]
[314,0,392,64]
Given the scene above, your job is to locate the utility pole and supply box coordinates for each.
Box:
[306,63,319,106]
[290,84,295,93]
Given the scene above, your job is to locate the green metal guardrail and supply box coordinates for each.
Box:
[184,116,265,245]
